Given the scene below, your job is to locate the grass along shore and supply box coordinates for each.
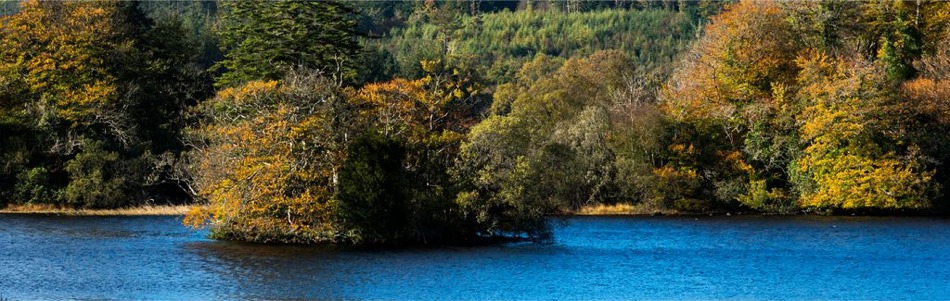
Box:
[0,203,193,215]
[569,203,683,216]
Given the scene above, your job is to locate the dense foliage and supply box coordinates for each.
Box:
[662,1,950,213]
[6,0,950,245]
[213,0,361,87]
[0,0,211,208]
[364,2,714,83]
[456,51,665,224]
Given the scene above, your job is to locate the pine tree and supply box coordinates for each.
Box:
[213,0,361,87]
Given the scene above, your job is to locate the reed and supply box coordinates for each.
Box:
[571,203,680,216]
[0,204,194,216]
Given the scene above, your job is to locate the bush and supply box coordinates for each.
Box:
[334,132,410,244]
[14,167,60,205]
[63,141,129,208]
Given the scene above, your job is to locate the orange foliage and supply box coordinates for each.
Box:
[904,78,950,124]
[662,0,798,124]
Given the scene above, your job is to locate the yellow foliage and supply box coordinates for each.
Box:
[186,76,345,241]
[649,165,701,207]
[352,74,478,174]
[795,54,935,210]
[721,150,753,173]
[799,153,933,209]
[0,0,131,126]
[738,179,789,210]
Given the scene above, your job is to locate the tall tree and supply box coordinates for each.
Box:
[455,51,661,238]
[661,1,802,211]
[0,0,208,208]
[350,61,486,242]
[213,0,361,87]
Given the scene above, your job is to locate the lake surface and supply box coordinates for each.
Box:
[1,215,949,300]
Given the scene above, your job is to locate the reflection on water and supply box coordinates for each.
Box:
[184,242,352,300]
[2,214,950,300]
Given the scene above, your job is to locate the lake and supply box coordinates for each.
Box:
[1,215,949,300]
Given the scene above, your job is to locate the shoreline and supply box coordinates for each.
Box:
[1,202,942,217]
[0,204,194,216]
[563,203,948,217]
[566,203,684,216]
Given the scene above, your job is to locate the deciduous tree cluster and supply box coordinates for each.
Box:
[661,1,950,213]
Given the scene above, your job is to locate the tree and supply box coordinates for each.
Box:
[334,132,409,244]
[903,28,950,209]
[213,0,361,87]
[661,0,802,211]
[455,50,665,238]
[659,0,950,212]
[185,70,354,243]
[0,0,138,131]
[371,6,707,84]
[795,52,935,210]
[350,62,486,243]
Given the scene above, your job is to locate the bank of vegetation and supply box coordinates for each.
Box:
[2,0,950,245]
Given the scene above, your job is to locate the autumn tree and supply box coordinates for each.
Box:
[185,70,354,243]
[1,0,139,133]
[662,0,802,212]
[186,65,569,244]
[349,61,487,243]
[661,0,948,213]
[903,28,950,209]
[794,52,935,210]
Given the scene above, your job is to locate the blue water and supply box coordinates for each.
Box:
[1,215,949,300]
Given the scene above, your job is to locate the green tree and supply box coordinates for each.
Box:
[371,6,707,84]
[213,0,361,87]
[335,132,409,244]
[456,50,665,237]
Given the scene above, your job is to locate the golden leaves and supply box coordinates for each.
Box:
[663,0,798,125]
[795,54,935,210]
[187,76,343,238]
[1,0,131,127]
[354,76,472,147]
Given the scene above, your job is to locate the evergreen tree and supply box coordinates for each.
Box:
[213,0,361,87]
